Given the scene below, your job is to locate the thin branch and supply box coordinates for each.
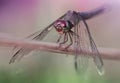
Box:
[0,35,120,60]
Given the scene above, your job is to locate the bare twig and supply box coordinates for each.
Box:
[0,35,120,60]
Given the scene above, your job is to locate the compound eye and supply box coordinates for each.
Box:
[56,25,63,32]
[54,20,67,33]
[61,23,65,27]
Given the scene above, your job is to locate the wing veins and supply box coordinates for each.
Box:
[79,14,104,75]
[9,13,67,64]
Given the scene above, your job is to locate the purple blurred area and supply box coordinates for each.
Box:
[0,0,40,13]
[0,0,12,8]
[0,0,41,36]
[0,0,108,36]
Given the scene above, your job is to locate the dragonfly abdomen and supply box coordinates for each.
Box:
[79,6,106,20]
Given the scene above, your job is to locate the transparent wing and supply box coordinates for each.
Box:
[9,13,67,64]
[80,15,104,75]
[74,20,89,75]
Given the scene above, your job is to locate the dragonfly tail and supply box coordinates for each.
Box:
[80,4,111,20]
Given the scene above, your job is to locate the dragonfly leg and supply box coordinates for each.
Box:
[64,32,73,50]
[59,33,68,44]
[56,34,62,43]
[57,33,68,48]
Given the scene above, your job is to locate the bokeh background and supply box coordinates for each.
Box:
[0,0,120,83]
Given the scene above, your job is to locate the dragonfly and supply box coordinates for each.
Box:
[9,5,108,75]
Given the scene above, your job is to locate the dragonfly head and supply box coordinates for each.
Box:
[54,20,67,35]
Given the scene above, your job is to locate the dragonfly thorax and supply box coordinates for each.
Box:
[54,20,73,34]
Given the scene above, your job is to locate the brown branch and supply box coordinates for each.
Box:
[0,35,120,60]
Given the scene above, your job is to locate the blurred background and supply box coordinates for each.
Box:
[0,0,120,83]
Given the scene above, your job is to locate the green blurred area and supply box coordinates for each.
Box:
[0,66,107,83]
[0,64,117,83]
[0,52,119,83]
